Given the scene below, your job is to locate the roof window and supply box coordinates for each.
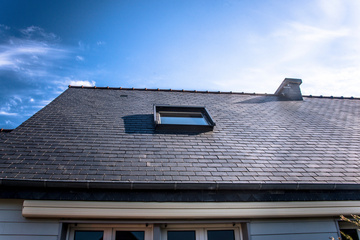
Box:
[154,105,215,132]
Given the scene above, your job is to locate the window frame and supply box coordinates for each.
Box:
[154,105,215,132]
[67,224,153,240]
[338,221,360,240]
[160,223,242,240]
[68,227,112,240]
[66,223,242,240]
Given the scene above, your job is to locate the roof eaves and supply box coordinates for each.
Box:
[2,179,360,191]
[0,129,13,133]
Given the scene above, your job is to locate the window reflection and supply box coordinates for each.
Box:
[160,112,209,125]
[207,230,235,240]
[167,230,196,240]
[115,231,144,240]
[74,231,103,240]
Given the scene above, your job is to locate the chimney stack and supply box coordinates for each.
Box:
[275,78,303,101]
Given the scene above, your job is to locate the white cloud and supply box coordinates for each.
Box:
[284,22,348,42]
[270,1,360,97]
[53,78,96,90]
[0,42,69,74]
[0,26,105,128]
[204,0,360,97]
[0,111,17,116]
[268,22,350,65]
[69,80,96,87]
[317,0,346,24]
[97,41,106,46]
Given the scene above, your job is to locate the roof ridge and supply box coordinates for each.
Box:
[67,85,360,100]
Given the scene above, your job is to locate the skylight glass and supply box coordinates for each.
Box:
[160,112,209,125]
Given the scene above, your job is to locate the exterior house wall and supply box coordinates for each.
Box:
[249,218,340,240]
[0,199,345,240]
[0,199,60,240]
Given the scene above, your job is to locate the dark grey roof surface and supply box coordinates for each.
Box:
[1,87,360,189]
[0,129,13,140]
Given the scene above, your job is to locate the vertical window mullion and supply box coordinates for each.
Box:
[199,228,206,240]
[104,228,112,240]
[145,228,153,240]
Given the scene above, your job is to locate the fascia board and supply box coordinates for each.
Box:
[23,200,360,219]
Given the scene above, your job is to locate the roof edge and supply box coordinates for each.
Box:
[2,179,360,191]
[0,128,13,132]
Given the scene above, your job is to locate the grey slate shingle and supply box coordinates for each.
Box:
[1,87,360,186]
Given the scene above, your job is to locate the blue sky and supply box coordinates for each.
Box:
[1,0,360,128]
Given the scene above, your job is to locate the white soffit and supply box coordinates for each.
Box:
[22,200,360,219]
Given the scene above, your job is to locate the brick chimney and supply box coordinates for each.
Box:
[275,78,303,101]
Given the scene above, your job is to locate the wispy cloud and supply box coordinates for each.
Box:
[5,120,14,126]
[0,44,68,73]
[97,41,106,46]
[0,26,100,128]
[267,1,360,96]
[0,24,10,32]
[20,26,60,42]
[76,55,84,61]
[78,41,90,51]
[0,111,17,116]
[203,0,360,97]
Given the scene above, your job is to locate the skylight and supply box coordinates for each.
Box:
[154,105,215,132]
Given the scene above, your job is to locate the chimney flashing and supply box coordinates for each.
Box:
[275,78,303,101]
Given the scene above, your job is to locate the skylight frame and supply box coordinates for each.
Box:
[154,105,215,132]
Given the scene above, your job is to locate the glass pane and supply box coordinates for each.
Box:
[74,231,103,240]
[115,231,144,240]
[167,230,196,240]
[341,229,359,240]
[160,112,208,125]
[207,230,235,240]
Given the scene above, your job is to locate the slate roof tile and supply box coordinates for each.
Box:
[1,87,360,187]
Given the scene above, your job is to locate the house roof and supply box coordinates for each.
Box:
[1,86,360,192]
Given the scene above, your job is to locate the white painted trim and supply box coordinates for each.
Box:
[160,224,242,240]
[22,200,360,219]
[67,224,153,240]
